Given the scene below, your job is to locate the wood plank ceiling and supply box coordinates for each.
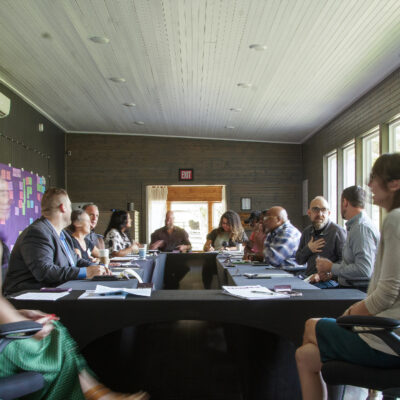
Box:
[1,0,400,143]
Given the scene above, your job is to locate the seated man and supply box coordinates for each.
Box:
[295,196,346,285]
[150,211,191,252]
[253,206,302,267]
[316,185,380,287]
[3,187,108,295]
[82,202,104,248]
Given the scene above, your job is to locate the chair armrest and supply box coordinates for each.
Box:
[336,315,400,330]
[0,321,43,339]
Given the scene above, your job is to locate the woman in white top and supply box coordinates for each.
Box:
[104,210,139,257]
[295,152,400,400]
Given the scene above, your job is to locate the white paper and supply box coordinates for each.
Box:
[13,292,70,301]
[78,285,152,299]
[110,256,138,261]
[222,285,289,300]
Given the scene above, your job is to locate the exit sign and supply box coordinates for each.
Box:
[179,169,194,181]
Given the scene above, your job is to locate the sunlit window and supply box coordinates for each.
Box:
[362,131,380,228]
[343,141,355,189]
[389,119,400,152]
[325,151,337,223]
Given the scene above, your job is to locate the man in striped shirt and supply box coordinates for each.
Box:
[253,206,302,267]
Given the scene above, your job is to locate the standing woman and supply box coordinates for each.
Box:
[295,153,400,400]
[203,210,248,251]
[104,210,139,257]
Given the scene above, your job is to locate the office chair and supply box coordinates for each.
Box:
[0,321,45,400]
[321,315,400,400]
[343,277,370,293]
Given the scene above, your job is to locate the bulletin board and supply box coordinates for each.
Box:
[0,162,46,249]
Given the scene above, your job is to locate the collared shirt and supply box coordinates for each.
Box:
[295,220,346,276]
[263,221,302,267]
[59,230,86,279]
[150,226,191,252]
[331,211,380,286]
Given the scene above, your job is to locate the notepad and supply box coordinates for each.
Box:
[13,292,70,301]
[78,284,152,299]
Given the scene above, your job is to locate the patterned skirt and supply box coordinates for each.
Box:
[0,321,88,399]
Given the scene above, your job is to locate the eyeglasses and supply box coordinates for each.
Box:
[311,207,329,214]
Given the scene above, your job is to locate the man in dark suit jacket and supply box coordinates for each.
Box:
[3,187,108,295]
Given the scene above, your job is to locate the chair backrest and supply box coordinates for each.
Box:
[0,372,45,400]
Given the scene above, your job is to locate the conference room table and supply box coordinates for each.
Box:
[9,251,365,400]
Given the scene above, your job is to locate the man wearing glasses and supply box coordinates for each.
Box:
[296,196,346,287]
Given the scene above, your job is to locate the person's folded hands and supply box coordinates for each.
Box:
[316,257,332,273]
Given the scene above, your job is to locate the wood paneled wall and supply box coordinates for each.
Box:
[66,134,303,241]
[0,83,65,187]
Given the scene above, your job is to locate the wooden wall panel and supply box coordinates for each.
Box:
[66,134,303,241]
[0,83,65,187]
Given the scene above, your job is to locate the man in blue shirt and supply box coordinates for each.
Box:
[4,188,109,295]
[253,206,302,267]
[316,186,380,287]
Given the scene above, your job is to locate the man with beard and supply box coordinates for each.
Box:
[150,210,191,252]
[316,186,380,287]
[296,196,346,285]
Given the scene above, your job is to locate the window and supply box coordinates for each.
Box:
[389,119,400,152]
[325,151,337,223]
[343,141,355,189]
[362,131,380,228]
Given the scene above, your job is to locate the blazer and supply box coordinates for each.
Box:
[3,217,91,295]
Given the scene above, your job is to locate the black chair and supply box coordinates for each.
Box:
[0,321,45,400]
[343,277,370,293]
[322,315,400,400]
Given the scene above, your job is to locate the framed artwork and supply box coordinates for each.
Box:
[241,197,251,211]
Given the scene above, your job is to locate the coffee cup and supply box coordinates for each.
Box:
[236,243,243,252]
[139,245,147,259]
[99,249,110,266]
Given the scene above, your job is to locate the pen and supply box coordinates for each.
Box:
[250,290,273,295]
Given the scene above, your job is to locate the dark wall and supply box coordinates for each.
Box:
[302,67,400,201]
[66,134,303,240]
[0,82,65,187]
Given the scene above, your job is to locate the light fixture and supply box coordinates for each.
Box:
[135,121,145,125]
[109,77,126,83]
[237,83,252,88]
[229,107,242,112]
[225,125,235,129]
[38,123,44,132]
[123,102,136,107]
[249,44,267,51]
[90,36,110,44]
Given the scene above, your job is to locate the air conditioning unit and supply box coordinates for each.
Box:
[0,92,11,118]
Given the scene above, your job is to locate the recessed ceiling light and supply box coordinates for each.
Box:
[229,108,242,112]
[225,125,235,129]
[135,121,145,125]
[90,36,110,44]
[123,102,136,107]
[249,44,267,51]
[237,83,252,88]
[109,77,126,83]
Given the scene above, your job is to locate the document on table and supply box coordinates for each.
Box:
[222,285,290,300]
[13,292,70,301]
[110,256,138,262]
[79,284,152,299]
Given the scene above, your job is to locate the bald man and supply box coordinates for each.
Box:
[296,196,346,277]
[150,211,191,253]
[253,206,302,267]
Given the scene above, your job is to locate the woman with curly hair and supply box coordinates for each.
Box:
[203,210,248,251]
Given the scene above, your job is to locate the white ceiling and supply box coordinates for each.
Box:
[1,0,400,143]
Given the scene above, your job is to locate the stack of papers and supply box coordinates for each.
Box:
[79,284,152,299]
[222,285,290,300]
[13,292,70,301]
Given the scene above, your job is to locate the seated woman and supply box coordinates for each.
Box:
[67,209,100,262]
[104,210,139,257]
[0,177,148,400]
[295,153,400,400]
[203,210,248,251]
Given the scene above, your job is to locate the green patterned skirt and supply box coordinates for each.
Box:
[0,321,88,399]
